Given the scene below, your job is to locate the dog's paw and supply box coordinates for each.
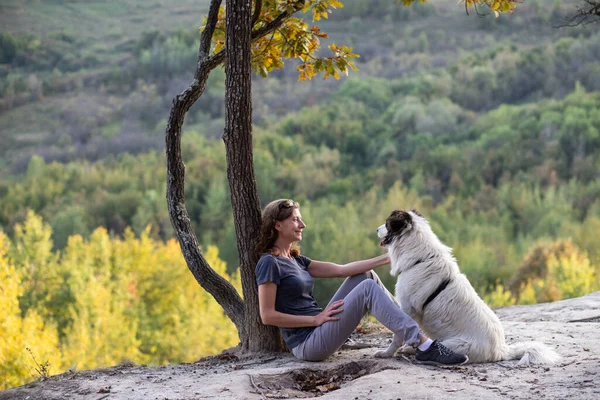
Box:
[374,349,395,358]
[398,345,416,355]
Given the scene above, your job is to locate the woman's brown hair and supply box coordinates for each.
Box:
[255,199,301,257]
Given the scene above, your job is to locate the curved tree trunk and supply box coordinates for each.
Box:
[165,69,249,341]
[224,0,284,352]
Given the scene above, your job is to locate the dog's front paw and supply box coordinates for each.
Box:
[374,349,395,358]
[398,344,416,355]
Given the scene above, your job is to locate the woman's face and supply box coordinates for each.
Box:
[275,208,306,242]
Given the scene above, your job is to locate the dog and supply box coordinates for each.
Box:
[375,209,561,365]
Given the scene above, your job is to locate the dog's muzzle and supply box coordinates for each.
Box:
[377,224,387,239]
[377,224,388,247]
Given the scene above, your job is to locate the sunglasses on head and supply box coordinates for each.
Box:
[278,199,296,209]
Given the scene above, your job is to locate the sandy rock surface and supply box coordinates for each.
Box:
[2,292,599,400]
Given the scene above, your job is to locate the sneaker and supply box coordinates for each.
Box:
[415,340,469,366]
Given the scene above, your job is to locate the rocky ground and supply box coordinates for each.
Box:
[2,292,599,400]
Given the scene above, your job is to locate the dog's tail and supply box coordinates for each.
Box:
[505,342,561,365]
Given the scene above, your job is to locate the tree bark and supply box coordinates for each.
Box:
[224,0,284,352]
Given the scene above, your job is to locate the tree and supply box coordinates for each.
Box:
[165,0,523,353]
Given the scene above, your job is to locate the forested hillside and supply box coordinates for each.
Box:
[1,0,599,390]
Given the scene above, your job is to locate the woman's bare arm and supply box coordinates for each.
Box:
[307,253,390,278]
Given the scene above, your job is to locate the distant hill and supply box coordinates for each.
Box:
[0,0,597,171]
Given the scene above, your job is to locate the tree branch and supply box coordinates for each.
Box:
[557,0,600,27]
[252,11,293,40]
[199,0,223,59]
[580,0,600,15]
[251,0,262,27]
[205,9,294,69]
[251,29,277,62]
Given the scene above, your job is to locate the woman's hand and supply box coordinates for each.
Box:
[314,299,344,326]
[383,253,391,265]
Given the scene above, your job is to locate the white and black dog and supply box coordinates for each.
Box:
[376,209,561,365]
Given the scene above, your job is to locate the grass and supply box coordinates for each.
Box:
[26,347,51,381]
[0,91,123,162]
[0,0,209,46]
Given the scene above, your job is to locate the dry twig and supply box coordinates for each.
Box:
[249,374,267,400]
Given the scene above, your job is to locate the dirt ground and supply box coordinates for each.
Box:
[2,292,599,400]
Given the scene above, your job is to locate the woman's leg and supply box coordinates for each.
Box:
[327,270,398,306]
[326,272,370,305]
[293,279,421,361]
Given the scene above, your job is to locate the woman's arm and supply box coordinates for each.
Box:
[307,253,390,278]
[258,282,343,327]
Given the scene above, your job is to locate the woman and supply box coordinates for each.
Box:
[255,199,468,365]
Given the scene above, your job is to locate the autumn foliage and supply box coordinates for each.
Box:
[0,211,240,390]
[484,239,600,308]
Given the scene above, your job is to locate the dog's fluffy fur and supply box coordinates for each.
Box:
[376,209,561,365]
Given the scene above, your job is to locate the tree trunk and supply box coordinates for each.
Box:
[224,0,285,352]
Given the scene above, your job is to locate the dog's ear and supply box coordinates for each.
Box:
[411,209,423,217]
[387,210,413,233]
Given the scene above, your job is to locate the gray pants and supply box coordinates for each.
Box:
[291,271,422,361]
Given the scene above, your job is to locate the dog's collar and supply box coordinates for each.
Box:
[422,279,452,311]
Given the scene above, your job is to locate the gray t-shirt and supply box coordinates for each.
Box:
[255,253,322,349]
